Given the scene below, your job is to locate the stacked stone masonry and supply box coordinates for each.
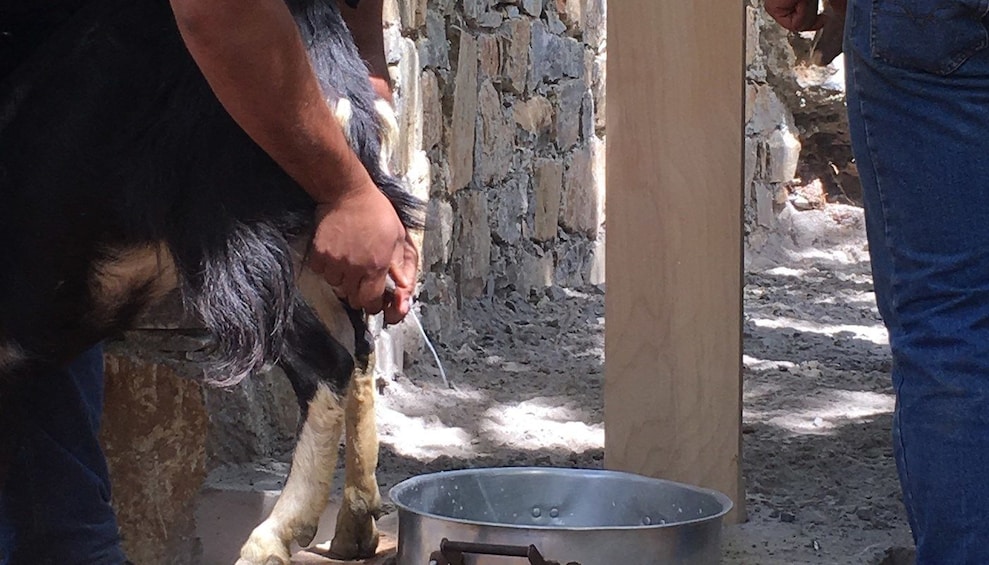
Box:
[744,0,856,252]
[382,0,608,341]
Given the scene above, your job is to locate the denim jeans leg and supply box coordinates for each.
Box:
[845,0,989,561]
[0,345,127,565]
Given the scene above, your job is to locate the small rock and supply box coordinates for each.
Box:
[515,96,554,134]
[791,194,815,211]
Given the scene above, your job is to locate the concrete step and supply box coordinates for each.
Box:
[194,467,399,565]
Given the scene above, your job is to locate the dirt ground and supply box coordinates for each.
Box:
[725,205,914,564]
[210,202,917,564]
[380,201,917,564]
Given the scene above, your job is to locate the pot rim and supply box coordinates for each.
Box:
[387,466,734,532]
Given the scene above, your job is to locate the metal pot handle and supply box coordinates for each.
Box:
[427,538,581,565]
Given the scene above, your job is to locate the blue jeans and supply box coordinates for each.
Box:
[0,346,127,565]
[845,0,989,561]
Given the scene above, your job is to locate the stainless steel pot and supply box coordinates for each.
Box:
[388,467,733,565]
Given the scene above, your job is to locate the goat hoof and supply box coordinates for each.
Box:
[237,525,291,565]
[329,517,379,560]
[235,555,289,565]
[328,487,382,559]
[328,530,379,561]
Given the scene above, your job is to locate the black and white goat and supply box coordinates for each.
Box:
[0,0,422,562]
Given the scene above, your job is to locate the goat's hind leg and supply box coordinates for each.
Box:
[237,302,350,565]
[237,287,384,563]
[237,382,345,565]
[327,329,382,560]
[293,271,383,559]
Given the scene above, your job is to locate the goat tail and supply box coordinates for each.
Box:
[367,99,428,231]
[332,95,425,231]
[373,99,400,174]
[174,221,299,387]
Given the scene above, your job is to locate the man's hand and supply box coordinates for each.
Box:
[309,184,413,319]
[384,230,419,325]
[765,0,824,32]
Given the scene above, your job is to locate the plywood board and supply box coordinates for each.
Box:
[604,0,746,523]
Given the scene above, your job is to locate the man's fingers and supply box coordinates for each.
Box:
[383,271,414,325]
[323,267,345,288]
[382,231,420,324]
[806,13,826,32]
[308,248,349,288]
[339,272,361,308]
[387,240,412,290]
[388,239,418,289]
[383,287,411,325]
[355,271,387,314]
[314,256,347,299]
[307,253,326,276]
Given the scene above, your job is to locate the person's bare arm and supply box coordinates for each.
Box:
[338,0,392,103]
[170,0,415,320]
[171,0,370,203]
[337,0,421,323]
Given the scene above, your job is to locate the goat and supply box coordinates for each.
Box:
[0,0,423,562]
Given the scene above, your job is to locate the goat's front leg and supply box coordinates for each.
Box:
[327,348,382,559]
[237,380,346,565]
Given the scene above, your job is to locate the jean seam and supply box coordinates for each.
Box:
[858,102,918,520]
[852,9,918,526]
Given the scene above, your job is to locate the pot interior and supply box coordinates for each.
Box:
[389,467,732,530]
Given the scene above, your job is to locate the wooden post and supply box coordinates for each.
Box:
[604,0,746,523]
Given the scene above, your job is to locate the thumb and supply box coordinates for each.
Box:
[388,255,411,290]
[388,258,415,289]
[388,242,417,290]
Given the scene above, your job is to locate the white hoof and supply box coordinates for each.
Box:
[237,524,291,565]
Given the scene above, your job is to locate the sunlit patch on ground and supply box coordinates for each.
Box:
[748,389,895,435]
[480,399,604,451]
[751,316,889,345]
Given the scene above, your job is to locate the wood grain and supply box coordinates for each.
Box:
[604,0,746,523]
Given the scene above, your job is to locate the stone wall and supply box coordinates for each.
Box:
[743,0,855,254]
[381,0,608,343]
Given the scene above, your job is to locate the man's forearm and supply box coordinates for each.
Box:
[337,0,392,103]
[170,0,372,204]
